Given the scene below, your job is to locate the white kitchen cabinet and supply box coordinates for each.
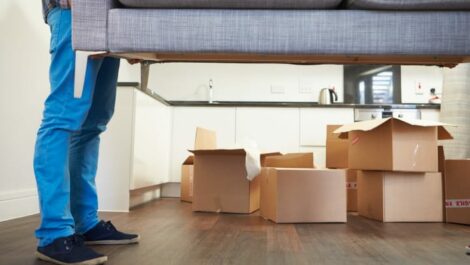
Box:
[421,109,441,122]
[235,107,300,154]
[300,108,354,146]
[169,107,237,182]
[97,86,172,211]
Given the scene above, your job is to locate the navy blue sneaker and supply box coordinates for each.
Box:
[36,234,107,265]
[83,220,140,245]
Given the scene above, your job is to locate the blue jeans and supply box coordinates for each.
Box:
[34,8,120,247]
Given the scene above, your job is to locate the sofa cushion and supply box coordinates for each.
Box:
[107,9,470,56]
[118,0,342,9]
[347,0,470,10]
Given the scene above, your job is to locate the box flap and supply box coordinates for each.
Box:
[182,156,194,165]
[334,117,454,140]
[188,149,246,156]
[326,125,344,141]
[260,152,283,167]
[194,127,217,150]
[394,118,454,140]
[264,152,314,168]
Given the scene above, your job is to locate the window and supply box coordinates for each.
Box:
[344,65,401,104]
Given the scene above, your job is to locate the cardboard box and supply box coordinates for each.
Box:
[264,152,314,168]
[260,168,347,223]
[346,169,358,212]
[180,127,217,203]
[444,159,470,225]
[180,156,194,203]
[260,152,282,166]
[190,149,259,213]
[326,125,349,169]
[358,171,443,222]
[189,127,262,213]
[438,146,446,221]
[181,152,280,204]
[335,118,452,172]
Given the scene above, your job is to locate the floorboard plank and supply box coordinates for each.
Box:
[0,199,469,265]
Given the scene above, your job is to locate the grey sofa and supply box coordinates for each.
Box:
[72,0,470,66]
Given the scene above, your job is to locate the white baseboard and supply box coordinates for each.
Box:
[161,182,181,198]
[0,189,39,222]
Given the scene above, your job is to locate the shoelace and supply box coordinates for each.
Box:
[63,234,85,251]
[104,221,117,232]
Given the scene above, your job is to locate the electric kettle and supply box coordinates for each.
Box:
[318,88,338,104]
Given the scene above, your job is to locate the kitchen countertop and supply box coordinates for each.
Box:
[118,82,440,109]
[165,101,440,109]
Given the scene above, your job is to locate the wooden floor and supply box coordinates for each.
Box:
[1,199,470,265]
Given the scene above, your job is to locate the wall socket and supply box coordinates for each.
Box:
[270,85,285,94]
[299,86,313,94]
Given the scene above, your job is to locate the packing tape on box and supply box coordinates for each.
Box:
[346,182,357,189]
[445,199,470,208]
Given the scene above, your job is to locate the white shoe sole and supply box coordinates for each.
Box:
[85,235,140,245]
[35,251,107,265]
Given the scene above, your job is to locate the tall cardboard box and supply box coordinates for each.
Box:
[335,118,453,172]
[180,127,217,203]
[346,169,358,212]
[437,146,446,221]
[445,160,470,225]
[326,125,349,169]
[180,156,194,203]
[261,168,347,223]
[358,171,443,222]
[190,149,260,213]
[189,127,261,213]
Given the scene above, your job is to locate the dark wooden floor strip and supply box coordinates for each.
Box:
[0,199,469,265]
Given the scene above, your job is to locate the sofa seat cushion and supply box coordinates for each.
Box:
[107,9,470,56]
[347,0,470,10]
[117,0,342,9]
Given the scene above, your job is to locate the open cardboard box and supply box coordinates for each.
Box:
[260,153,347,223]
[445,159,470,225]
[358,171,443,222]
[189,127,266,214]
[326,124,349,169]
[335,118,453,172]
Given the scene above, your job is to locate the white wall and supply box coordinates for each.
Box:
[0,1,50,221]
[148,63,344,102]
[401,66,444,103]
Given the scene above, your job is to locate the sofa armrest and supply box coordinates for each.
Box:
[72,0,120,51]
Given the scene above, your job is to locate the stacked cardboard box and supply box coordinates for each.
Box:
[260,153,347,223]
[444,160,470,225]
[326,125,358,212]
[335,118,452,222]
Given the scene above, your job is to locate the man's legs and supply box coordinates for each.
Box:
[69,57,120,234]
[33,8,104,247]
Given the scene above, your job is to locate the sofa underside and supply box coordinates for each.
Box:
[107,9,470,61]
